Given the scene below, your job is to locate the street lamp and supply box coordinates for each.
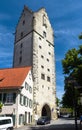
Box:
[65,77,78,130]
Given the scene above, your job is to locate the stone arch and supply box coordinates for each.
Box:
[41,104,51,119]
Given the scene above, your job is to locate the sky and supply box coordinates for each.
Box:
[0,0,82,100]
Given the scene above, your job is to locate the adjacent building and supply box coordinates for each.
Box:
[0,67,33,127]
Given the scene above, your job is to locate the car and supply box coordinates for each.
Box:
[37,116,50,125]
[61,114,71,118]
[0,116,13,130]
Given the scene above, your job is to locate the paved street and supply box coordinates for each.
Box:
[14,118,81,130]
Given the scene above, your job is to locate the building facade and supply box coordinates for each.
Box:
[13,6,57,120]
[0,67,33,127]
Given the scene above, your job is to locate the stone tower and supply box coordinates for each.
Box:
[13,5,57,120]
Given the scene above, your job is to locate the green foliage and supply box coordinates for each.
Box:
[62,48,79,74]
[61,45,82,108]
[79,33,82,39]
[60,107,73,114]
[56,97,60,106]
[0,102,3,109]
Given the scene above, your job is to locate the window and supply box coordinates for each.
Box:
[6,93,13,104]
[20,94,23,105]
[29,99,32,108]
[29,73,31,80]
[47,76,50,82]
[39,45,42,49]
[41,55,44,59]
[43,31,46,37]
[20,43,23,48]
[27,98,29,107]
[29,86,32,93]
[2,93,16,104]
[23,20,25,25]
[23,96,26,106]
[43,15,47,28]
[23,96,28,107]
[47,68,50,72]
[48,52,51,55]
[19,56,22,64]
[19,114,24,125]
[25,82,29,90]
[41,74,45,80]
[41,65,44,69]
[47,58,49,62]
[20,32,23,38]
[0,119,11,125]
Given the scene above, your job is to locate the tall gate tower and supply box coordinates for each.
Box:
[13,5,57,120]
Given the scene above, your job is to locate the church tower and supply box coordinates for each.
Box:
[13,5,57,120]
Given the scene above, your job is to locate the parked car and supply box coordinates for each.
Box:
[37,116,50,125]
[61,114,71,118]
[0,116,13,130]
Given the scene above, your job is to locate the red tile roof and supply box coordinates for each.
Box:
[0,67,31,89]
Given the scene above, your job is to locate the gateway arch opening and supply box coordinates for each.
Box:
[41,104,51,119]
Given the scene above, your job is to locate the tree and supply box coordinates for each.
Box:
[56,97,60,107]
[61,45,82,108]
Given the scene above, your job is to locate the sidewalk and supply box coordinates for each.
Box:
[14,125,32,130]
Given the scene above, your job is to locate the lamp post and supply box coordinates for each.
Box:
[66,77,78,130]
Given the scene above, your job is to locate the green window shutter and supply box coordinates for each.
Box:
[19,115,21,125]
[0,94,2,102]
[13,93,16,103]
[20,94,22,105]
[23,96,25,106]
[3,93,6,103]
[27,98,29,107]
[29,99,32,108]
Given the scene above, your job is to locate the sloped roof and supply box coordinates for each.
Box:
[0,66,31,89]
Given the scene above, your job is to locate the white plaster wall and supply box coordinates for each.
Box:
[16,70,33,127]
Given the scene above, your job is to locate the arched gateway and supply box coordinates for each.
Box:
[41,104,51,119]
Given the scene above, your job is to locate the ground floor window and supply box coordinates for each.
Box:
[19,114,24,125]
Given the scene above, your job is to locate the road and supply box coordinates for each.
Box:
[14,118,80,130]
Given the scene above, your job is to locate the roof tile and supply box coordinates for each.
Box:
[0,66,31,89]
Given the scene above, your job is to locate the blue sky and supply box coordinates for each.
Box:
[0,0,82,100]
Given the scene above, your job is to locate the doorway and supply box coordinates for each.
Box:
[41,104,51,119]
